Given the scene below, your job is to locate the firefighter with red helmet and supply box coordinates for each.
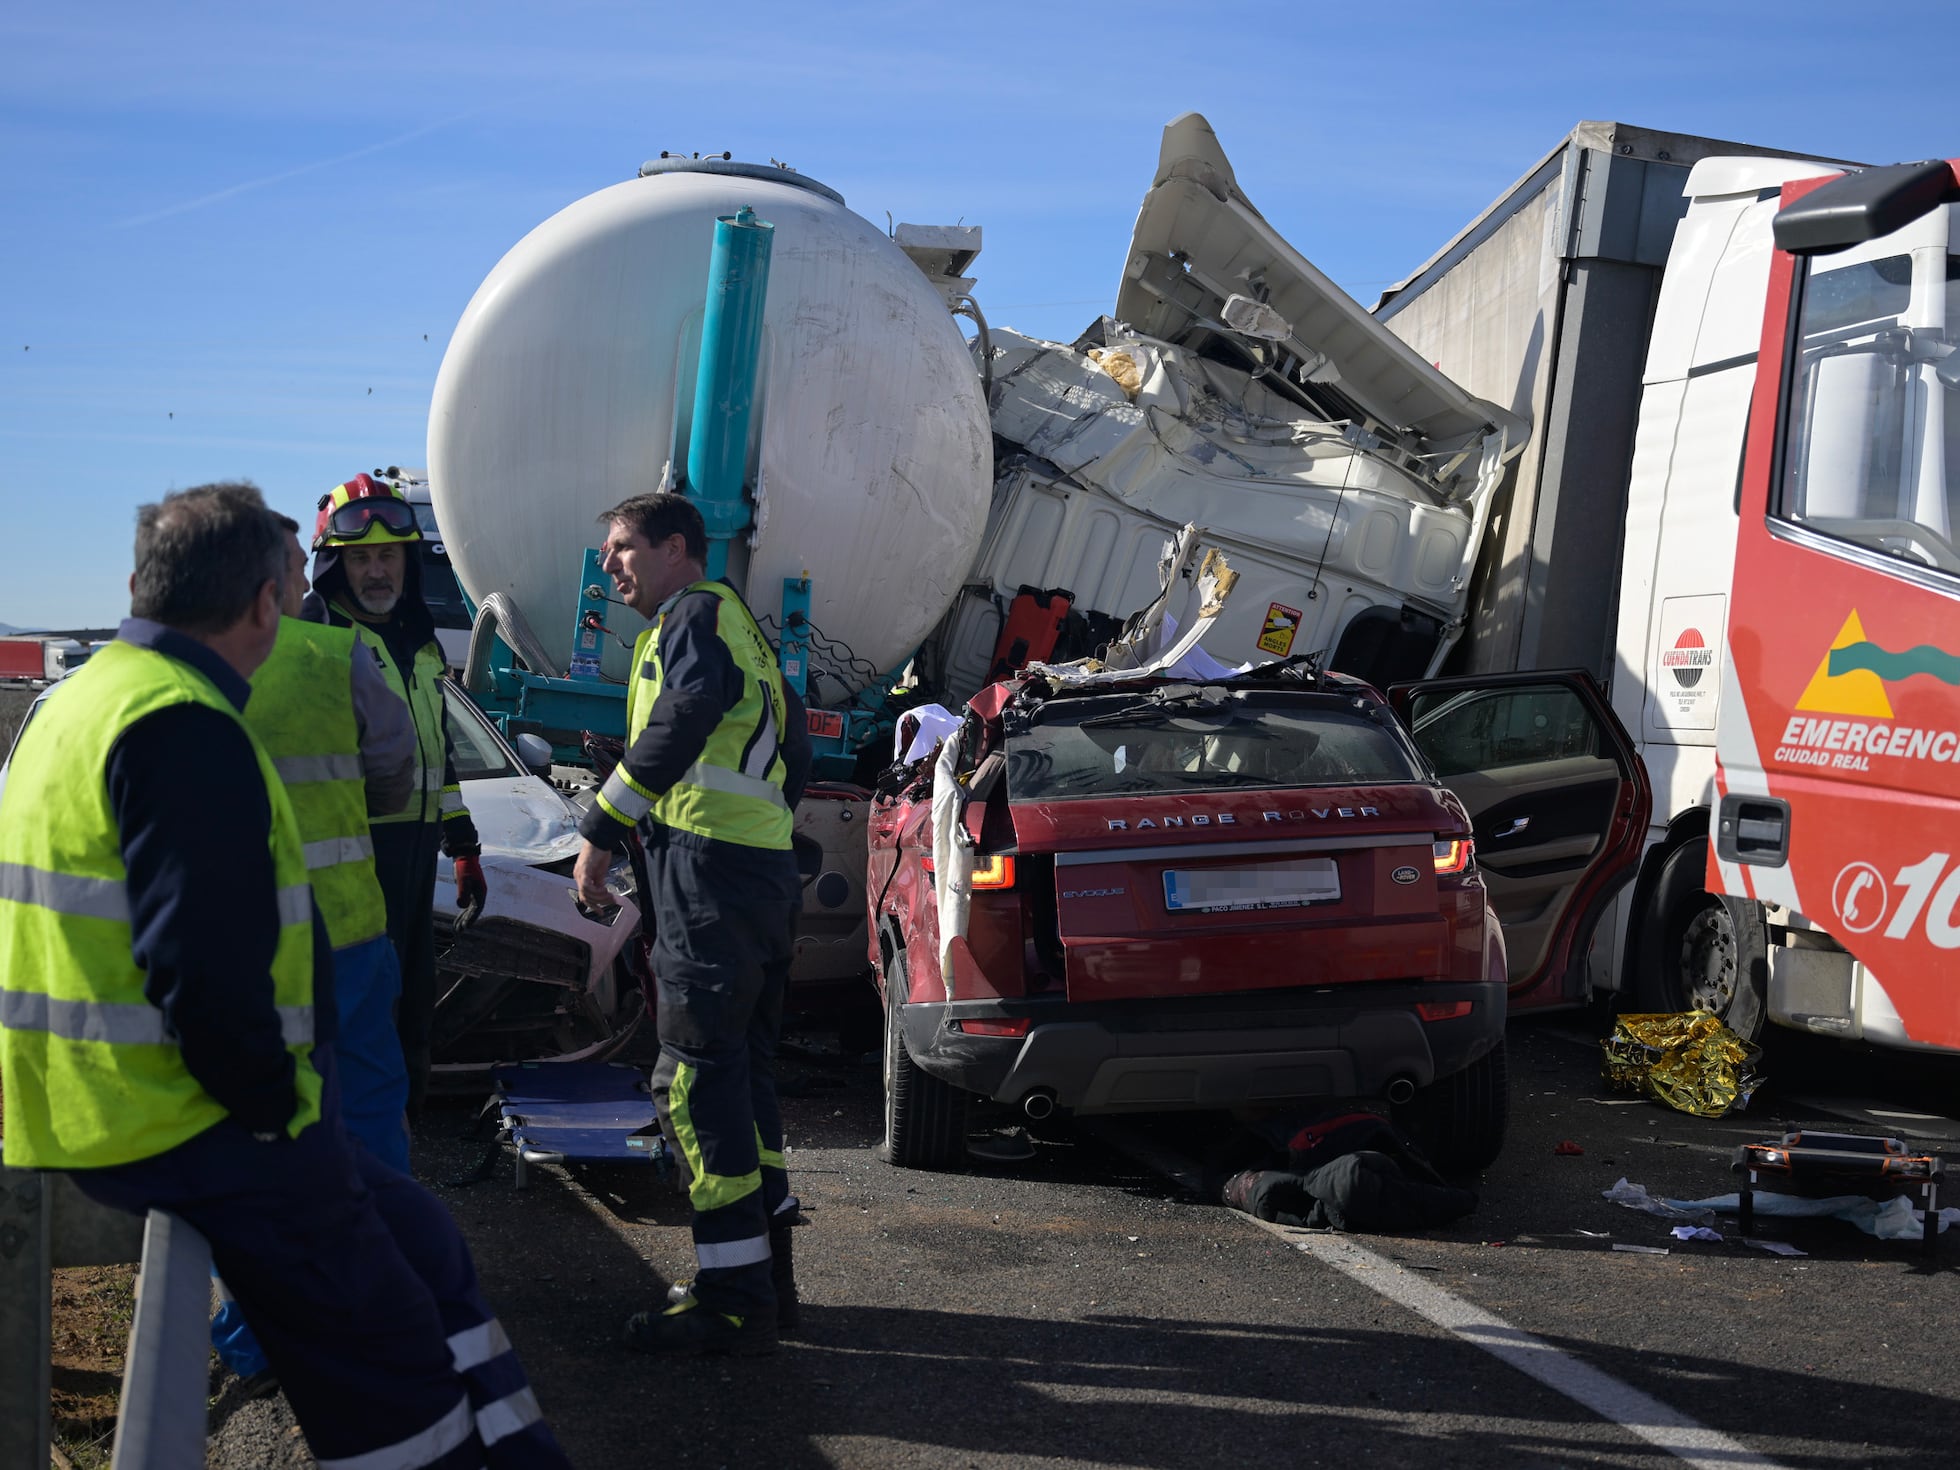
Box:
[305,472,486,1116]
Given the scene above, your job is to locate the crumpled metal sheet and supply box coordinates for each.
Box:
[1601,1010,1762,1118]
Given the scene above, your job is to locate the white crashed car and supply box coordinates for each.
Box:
[430,680,646,1075]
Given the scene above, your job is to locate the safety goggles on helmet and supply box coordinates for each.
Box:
[313,473,422,548]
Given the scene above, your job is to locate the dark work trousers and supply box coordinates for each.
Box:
[73,1051,570,1468]
[372,819,444,1118]
[647,839,797,1320]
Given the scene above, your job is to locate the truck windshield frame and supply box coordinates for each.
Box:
[1003,689,1421,802]
[1773,220,1960,590]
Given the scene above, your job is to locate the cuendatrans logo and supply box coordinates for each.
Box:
[1661,628,1713,689]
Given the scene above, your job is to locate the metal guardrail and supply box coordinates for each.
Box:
[0,1162,209,1470]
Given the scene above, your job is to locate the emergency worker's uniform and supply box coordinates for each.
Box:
[0,620,568,1468]
[250,615,418,1165]
[209,616,421,1382]
[579,579,811,1346]
[305,475,483,1116]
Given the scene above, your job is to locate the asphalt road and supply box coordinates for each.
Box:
[380,1019,1960,1470]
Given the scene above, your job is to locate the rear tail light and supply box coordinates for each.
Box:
[954,1017,1031,1037]
[971,855,1017,889]
[1433,838,1473,874]
[920,854,1017,889]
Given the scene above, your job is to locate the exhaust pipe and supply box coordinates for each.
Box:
[1022,1088,1057,1121]
[1384,1075,1417,1106]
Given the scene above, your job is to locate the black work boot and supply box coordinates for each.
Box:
[665,1198,805,1331]
[623,1297,777,1358]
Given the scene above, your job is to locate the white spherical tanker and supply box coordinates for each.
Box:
[427,162,991,695]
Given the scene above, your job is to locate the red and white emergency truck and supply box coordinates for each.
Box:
[1376,131,1960,1054]
[1711,160,1960,1051]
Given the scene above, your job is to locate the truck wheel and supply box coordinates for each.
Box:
[1405,1041,1509,1173]
[880,952,968,1170]
[1638,840,1767,1042]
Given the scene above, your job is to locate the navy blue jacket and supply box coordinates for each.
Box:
[105,619,336,1136]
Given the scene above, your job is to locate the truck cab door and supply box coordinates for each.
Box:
[1711,161,1960,1050]
[1390,671,1652,1009]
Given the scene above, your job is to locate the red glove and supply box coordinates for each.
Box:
[454,855,488,931]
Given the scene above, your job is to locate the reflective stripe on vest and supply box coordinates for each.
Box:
[302,835,375,870]
[0,640,322,1170]
[273,753,363,784]
[0,988,314,1048]
[619,582,793,852]
[249,619,388,949]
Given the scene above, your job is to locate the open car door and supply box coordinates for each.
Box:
[1390,671,1651,1010]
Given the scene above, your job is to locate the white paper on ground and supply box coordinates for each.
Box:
[1666,1190,1960,1241]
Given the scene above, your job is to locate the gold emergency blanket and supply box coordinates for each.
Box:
[1601,1010,1762,1118]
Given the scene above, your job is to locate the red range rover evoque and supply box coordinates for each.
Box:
[866,662,1649,1173]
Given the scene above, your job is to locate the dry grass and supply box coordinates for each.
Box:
[49,1264,135,1468]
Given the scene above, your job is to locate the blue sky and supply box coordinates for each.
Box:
[4,0,1957,630]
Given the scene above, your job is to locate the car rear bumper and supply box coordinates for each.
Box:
[900,982,1504,1115]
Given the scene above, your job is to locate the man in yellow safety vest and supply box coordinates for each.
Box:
[304,472,486,1115]
[574,492,811,1358]
[0,482,568,1467]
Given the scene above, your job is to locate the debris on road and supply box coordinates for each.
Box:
[1670,1225,1723,1242]
[1601,1010,1762,1117]
[1677,1189,1959,1241]
[1601,1177,1716,1224]
[1611,1243,1669,1255]
[1553,1139,1584,1156]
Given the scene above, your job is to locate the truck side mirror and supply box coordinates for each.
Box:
[514,732,554,778]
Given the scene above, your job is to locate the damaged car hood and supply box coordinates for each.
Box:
[465,773,586,866]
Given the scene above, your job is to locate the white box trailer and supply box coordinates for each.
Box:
[1374,122,1855,682]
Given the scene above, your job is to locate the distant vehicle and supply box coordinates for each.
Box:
[865,664,1649,1172]
[429,679,646,1075]
[0,635,90,684]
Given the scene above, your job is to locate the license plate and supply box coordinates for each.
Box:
[1162,858,1340,913]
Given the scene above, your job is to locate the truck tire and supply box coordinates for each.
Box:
[880,952,968,1170]
[1637,839,1767,1042]
[1405,1041,1509,1174]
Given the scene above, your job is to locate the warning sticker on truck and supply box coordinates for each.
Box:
[1258,602,1303,658]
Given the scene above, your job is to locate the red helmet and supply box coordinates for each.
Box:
[313,472,421,550]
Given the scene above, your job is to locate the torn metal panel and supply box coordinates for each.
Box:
[1117,113,1528,467]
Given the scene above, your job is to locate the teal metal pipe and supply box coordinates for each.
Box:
[687,205,774,582]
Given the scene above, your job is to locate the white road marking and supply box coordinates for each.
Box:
[1238,1216,1790,1470]
[1782,1095,1960,1139]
